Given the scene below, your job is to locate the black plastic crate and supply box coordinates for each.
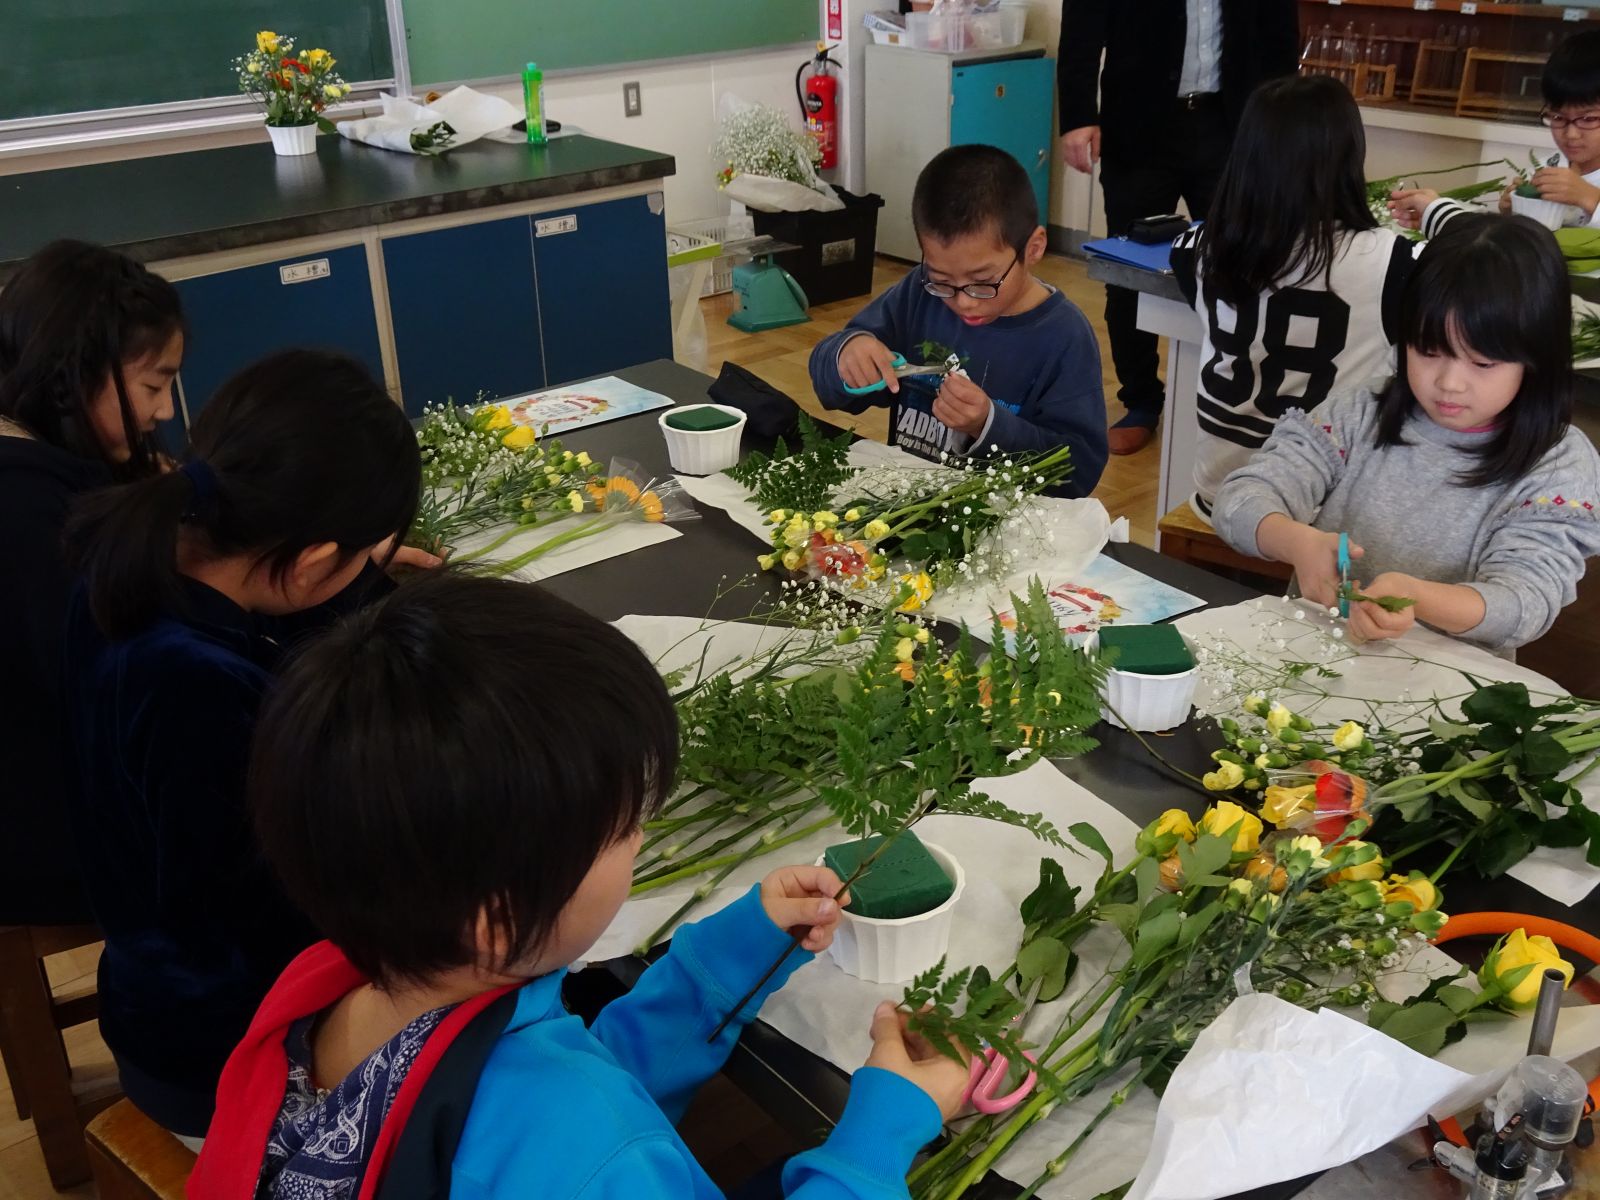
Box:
[749,188,884,307]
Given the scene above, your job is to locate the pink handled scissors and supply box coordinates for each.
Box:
[961,979,1041,1115]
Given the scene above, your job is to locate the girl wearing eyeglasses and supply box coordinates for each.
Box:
[1495,32,1600,226]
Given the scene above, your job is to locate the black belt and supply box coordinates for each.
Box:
[1177,91,1220,110]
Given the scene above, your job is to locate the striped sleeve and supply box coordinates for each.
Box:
[1380,198,1473,345]
[1171,225,1202,307]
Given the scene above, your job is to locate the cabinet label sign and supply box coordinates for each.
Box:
[1566,7,1584,19]
[536,214,579,237]
[279,259,330,285]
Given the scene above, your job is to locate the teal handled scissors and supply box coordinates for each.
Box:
[1337,532,1353,619]
[842,353,958,395]
[961,978,1042,1115]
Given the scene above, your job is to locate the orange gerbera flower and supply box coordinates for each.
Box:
[605,477,642,506]
[640,490,665,522]
[586,479,609,508]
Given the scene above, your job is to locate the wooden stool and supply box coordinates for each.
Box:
[1157,501,1294,585]
[85,1099,195,1200]
[0,923,119,1189]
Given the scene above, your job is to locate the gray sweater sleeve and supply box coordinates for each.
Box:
[1462,431,1600,649]
[1210,392,1374,558]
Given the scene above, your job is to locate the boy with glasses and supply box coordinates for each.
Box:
[808,145,1108,495]
[1504,31,1600,225]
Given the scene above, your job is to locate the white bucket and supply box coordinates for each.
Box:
[658,404,747,475]
[1090,631,1200,733]
[822,840,965,983]
[1510,191,1569,232]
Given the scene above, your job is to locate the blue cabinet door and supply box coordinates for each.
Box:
[950,57,1056,226]
[383,216,545,416]
[530,194,671,386]
[174,244,385,425]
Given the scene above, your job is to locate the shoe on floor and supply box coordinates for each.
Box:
[1108,422,1155,455]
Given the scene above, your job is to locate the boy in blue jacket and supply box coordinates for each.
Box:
[195,574,968,1200]
[809,144,1108,496]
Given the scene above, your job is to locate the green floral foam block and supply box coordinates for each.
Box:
[824,830,954,920]
[1098,624,1193,676]
[664,405,742,432]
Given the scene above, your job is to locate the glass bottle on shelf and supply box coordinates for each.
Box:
[1315,24,1334,75]
[1364,21,1386,96]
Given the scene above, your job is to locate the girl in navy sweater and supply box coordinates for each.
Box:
[0,240,184,925]
[62,349,428,1138]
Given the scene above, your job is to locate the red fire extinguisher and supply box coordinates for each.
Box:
[797,42,841,170]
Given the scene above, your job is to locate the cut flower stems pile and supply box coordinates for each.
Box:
[895,805,1572,1200]
[729,414,1073,600]
[631,582,1107,964]
[407,400,692,575]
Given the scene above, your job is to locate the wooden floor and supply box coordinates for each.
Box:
[0,253,1152,1197]
[680,251,1163,548]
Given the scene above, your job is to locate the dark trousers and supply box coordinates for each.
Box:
[1099,97,1232,422]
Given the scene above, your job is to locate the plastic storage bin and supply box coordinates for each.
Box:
[906,8,1025,52]
[668,213,755,296]
[748,188,885,306]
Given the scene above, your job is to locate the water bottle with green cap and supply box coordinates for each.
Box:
[522,62,547,146]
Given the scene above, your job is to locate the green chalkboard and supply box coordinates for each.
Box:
[7,1,392,122]
[404,0,816,85]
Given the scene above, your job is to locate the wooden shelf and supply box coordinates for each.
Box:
[1304,0,1600,17]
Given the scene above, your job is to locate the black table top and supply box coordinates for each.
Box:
[547,360,1598,1200]
[0,133,675,278]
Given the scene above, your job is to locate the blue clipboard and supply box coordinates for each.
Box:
[1081,236,1176,275]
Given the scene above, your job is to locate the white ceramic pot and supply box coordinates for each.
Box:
[1090,631,1200,733]
[822,840,965,983]
[1510,191,1568,232]
[267,123,318,157]
[658,404,748,475]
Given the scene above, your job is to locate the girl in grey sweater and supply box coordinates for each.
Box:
[1214,215,1600,651]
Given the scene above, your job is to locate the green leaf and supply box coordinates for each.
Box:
[1019,857,1079,929]
[1461,682,1534,732]
[1070,822,1114,867]
[1472,820,1537,878]
[1099,902,1141,943]
[1429,719,1479,742]
[1516,730,1573,777]
[1443,778,1497,823]
[1370,1000,1458,1057]
[1177,902,1222,949]
[1130,908,1182,970]
[1434,984,1482,1016]
[1017,935,1068,986]
[1184,832,1234,881]
[1135,856,1160,907]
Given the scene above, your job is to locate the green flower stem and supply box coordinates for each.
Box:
[629,814,837,895]
[1009,1060,1160,1200]
[908,1117,996,1193]
[450,512,560,564]
[485,514,624,576]
[1387,830,1448,864]
[634,794,820,884]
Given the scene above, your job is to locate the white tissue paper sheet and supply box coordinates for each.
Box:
[1177,596,1600,905]
[1125,992,1600,1200]
[340,86,520,154]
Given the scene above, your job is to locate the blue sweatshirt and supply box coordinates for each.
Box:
[808,270,1108,496]
[452,887,944,1198]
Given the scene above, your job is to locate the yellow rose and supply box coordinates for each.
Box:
[1326,840,1384,883]
[1331,721,1365,752]
[863,519,891,540]
[896,572,934,613]
[1266,703,1294,733]
[256,30,280,53]
[502,426,537,450]
[1202,762,1246,792]
[1158,854,1185,892]
[484,406,513,430]
[1479,928,1574,1011]
[1261,784,1314,828]
[306,48,333,68]
[1380,871,1440,913]
[1198,799,1262,854]
[1136,808,1196,857]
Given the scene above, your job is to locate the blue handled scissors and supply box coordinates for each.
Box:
[1337,532,1352,619]
[961,978,1042,1115]
[842,353,957,395]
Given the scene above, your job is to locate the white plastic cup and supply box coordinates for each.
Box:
[1089,632,1200,733]
[1510,191,1569,232]
[658,404,747,475]
[821,840,965,983]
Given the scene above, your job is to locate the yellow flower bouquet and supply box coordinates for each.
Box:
[234,31,349,131]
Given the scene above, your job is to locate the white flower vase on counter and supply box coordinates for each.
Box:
[267,123,318,157]
[821,841,965,984]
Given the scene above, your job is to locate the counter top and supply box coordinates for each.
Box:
[0,132,675,277]
[1085,253,1188,305]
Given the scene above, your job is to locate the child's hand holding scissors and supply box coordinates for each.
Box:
[759,865,848,953]
[838,335,904,395]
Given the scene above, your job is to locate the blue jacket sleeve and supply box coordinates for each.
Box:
[809,277,919,416]
[978,315,1109,497]
[587,886,811,1123]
